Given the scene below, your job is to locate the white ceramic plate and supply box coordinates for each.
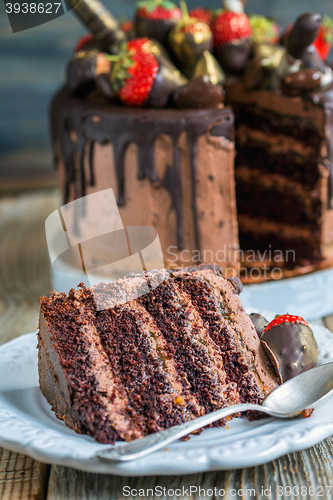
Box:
[0,325,333,476]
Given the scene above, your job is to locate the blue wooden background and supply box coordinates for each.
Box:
[1,0,333,178]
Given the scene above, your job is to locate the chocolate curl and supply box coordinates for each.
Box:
[69,0,125,51]
[287,13,322,59]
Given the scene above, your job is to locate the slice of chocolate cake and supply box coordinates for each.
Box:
[38,265,278,444]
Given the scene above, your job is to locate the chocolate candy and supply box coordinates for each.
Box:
[250,313,269,337]
[287,13,322,59]
[282,68,322,95]
[173,76,224,109]
[192,50,225,85]
[69,0,125,51]
[261,322,318,383]
[214,37,252,75]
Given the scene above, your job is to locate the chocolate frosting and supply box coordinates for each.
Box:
[51,87,234,253]
[260,322,318,383]
[282,68,322,96]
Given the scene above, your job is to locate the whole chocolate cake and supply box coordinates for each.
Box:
[38,266,279,443]
[51,0,333,275]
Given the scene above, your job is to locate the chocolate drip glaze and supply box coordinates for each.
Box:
[51,87,233,252]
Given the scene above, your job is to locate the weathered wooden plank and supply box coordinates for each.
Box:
[323,315,333,334]
[0,190,59,345]
[46,441,333,500]
[0,448,50,500]
[0,190,58,500]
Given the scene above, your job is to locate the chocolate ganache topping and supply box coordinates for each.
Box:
[51,87,234,252]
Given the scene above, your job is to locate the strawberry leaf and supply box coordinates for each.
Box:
[160,0,177,9]
[323,14,333,44]
[110,42,133,93]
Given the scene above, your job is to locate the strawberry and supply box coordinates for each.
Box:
[111,38,159,106]
[121,20,134,33]
[211,10,252,46]
[74,33,95,53]
[189,7,214,26]
[136,0,181,20]
[135,0,181,45]
[263,314,309,334]
[249,14,279,45]
[312,15,333,60]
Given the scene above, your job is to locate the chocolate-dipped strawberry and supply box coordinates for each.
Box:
[271,13,322,89]
[250,313,269,337]
[69,0,125,51]
[260,314,318,383]
[111,38,187,107]
[67,50,112,97]
[192,50,225,85]
[211,9,252,74]
[135,0,182,46]
[173,76,224,109]
[168,1,213,78]
[287,13,322,60]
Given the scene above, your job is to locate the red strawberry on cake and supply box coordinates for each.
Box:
[211,7,252,74]
[135,0,182,46]
[111,38,187,107]
[260,314,318,383]
[189,7,214,26]
[312,14,333,61]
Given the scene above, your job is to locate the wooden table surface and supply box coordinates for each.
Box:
[1,189,333,500]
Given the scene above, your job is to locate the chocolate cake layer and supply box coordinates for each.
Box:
[38,266,278,444]
[225,82,333,267]
[238,215,322,267]
[236,167,322,226]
